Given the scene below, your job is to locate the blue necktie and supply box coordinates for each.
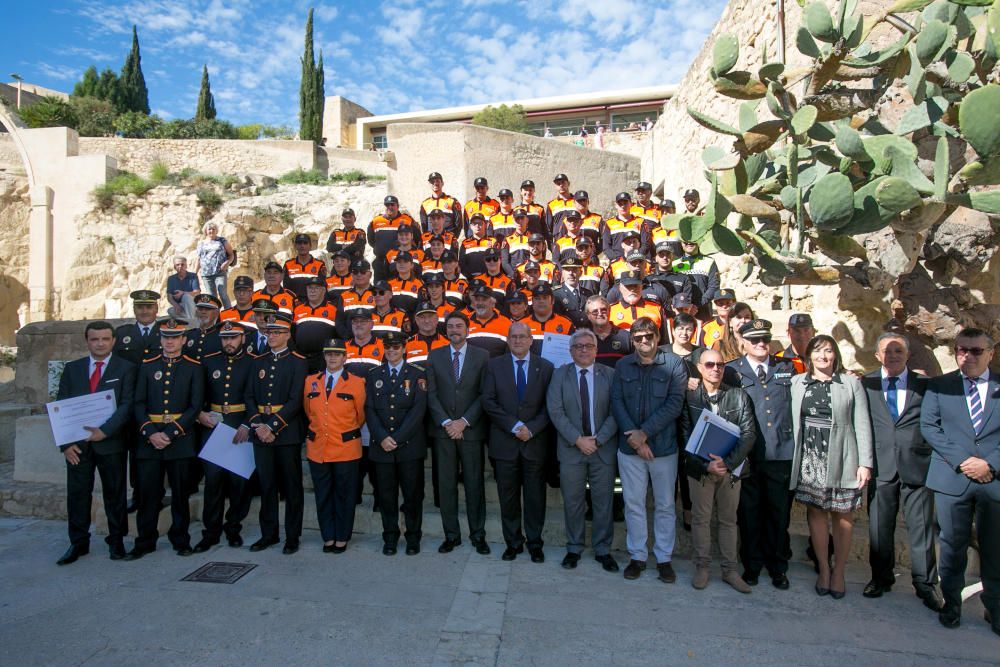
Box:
[968,377,984,434]
[326,374,333,397]
[516,359,527,401]
[886,376,899,422]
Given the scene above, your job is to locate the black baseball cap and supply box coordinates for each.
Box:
[393,250,413,263]
[428,208,445,217]
[383,331,406,347]
[520,179,535,189]
[423,273,444,285]
[788,313,814,328]
[414,300,438,316]
[497,188,513,198]
[683,189,700,199]
[564,209,582,220]
[440,250,458,262]
[513,208,528,218]
[528,233,547,243]
[384,195,399,205]
[484,248,501,261]
[350,259,371,273]
[619,270,642,286]
[615,192,632,202]
[636,181,652,191]
[303,275,326,287]
[714,288,737,302]
[622,229,641,241]
[396,223,414,234]
[532,283,554,297]
[469,213,486,224]
[331,249,350,260]
[294,233,311,244]
[427,171,443,181]
[372,280,392,292]
[473,177,488,188]
[263,260,283,272]
[553,173,569,183]
[233,275,254,289]
[573,190,589,202]
[471,284,493,298]
[350,308,374,321]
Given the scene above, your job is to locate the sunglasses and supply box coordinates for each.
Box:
[956,346,987,356]
[374,290,388,296]
[587,308,608,315]
[632,333,655,343]
[701,361,724,369]
[749,336,773,345]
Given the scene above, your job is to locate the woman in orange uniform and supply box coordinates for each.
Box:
[303,338,367,553]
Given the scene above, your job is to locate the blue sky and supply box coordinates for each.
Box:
[5,0,728,127]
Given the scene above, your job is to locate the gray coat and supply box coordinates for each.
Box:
[546,362,618,465]
[790,372,874,490]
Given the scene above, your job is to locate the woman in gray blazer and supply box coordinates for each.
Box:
[790,335,873,599]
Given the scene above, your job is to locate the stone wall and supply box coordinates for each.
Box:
[386,123,640,219]
[77,138,317,178]
[322,95,373,149]
[0,135,22,173]
[548,130,650,159]
[316,145,387,177]
[0,174,30,345]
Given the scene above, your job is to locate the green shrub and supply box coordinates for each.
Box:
[149,161,170,183]
[18,96,79,129]
[69,97,116,137]
[149,118,239,139]
[278,168,328,184]
[91,171,155,209]
[195,187,223,210]
[114,111,162,138]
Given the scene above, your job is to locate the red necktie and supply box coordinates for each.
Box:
[90,361,103,393]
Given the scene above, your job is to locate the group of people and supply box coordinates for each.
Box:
[53,171,998,637]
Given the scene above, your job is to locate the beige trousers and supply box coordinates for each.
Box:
[689,474,742,572]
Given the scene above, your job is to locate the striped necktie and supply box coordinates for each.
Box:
[967,377,983,434]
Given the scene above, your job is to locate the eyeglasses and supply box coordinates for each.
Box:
[485,257,499,262]
[587,307,608,315]
[956,346,987,356]
[701,361,724,369]
[632,333,656,343]
[374,290,388,296]
[571,343,596,350]
[749,337,772,345]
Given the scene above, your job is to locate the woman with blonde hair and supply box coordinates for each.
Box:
[193,222,235,308]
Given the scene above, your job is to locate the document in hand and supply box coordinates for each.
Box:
[199,423,256,479]
[685,408,740,461]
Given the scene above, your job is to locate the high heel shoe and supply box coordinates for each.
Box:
[815,584,830,596]
[830,589,846,599]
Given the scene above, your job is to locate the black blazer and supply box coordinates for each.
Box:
[56,355,136,455]
[862,369,932,485]
[426,344,491,440]
[365,362,428,463]
[481,353,554,462]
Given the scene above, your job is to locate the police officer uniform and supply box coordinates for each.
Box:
[723,319,796,588]
[194,322,255,552]
[246,312,308,554]
[552,258,593,330]
[186,294,224,361]
[127,318,205,559]
[646,241,694,301]
[284,233,328,301]
[365,331,428,554]
[246,299,275,356]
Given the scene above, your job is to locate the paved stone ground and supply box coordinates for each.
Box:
[1,517,996,666]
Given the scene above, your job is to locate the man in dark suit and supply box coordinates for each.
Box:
[862,332,941,610]
[546,328,619,572]
[921,327,1000,635]
[552,258,593,330]
[55,321,136,565]
[426,310,492,555]
[365,331,428,556]
[482,321,555,562]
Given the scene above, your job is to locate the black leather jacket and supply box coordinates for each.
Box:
[680,382,757,480]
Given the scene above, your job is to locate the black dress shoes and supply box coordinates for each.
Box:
[330,543,347,554]
[405,544,420,556]
[175,545,194,556]
[939,604,961,628]
[473,540,491,555]
[227,535,244,548]
[741,571,759,586]
[123,546,154,561]
[438,538,461,553]
[57,544,89,566]
[985,608,1000,636]
[595,554,619,572]
[561,553,580,569]
[502,545,523,561]
[529,547,545,563]
[126,496,138,514]
[771,573,790,590]
[249,537,279,552]
[383,543,398,556]
[108,543,126,561]
[192,540,217,554]
[863,581,887,598]
[282,540,299,555]
[916,588,943,612]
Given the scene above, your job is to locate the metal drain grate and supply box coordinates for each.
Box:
[181,562,257,584]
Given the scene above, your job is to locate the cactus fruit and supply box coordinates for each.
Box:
[808,172,855,229]
[874,176,924,212]
[958,84,1000,157]
[713,34,739,76]
[804,2,838,42]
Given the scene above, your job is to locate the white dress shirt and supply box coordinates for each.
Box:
[744,355,768,379]
[442,344,470,428]
[88,355,111,380]
[880,367,908,415]
[575,363,596,436]
[512,354,530,434]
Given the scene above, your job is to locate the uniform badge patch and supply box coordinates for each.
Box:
[417,378,426,390]
[212,370,221,379]
[556,324,564,333]
[187,339,194,347]
[616,312,624,320]
[612,341,622,350]
[375,379,384,389]
[154,371,163,380]
[259,369,266,379]
[123,336,131,344]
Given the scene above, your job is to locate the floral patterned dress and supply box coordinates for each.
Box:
[794,378,863,512]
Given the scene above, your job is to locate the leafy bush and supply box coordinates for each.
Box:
[237,123,264,140]
[92,171,155,209]
[69,97,116,137]
[18,96,79,129]
[195,187,223,210]
[114,111,162,138]
[149,161,170,183]
[278,168,328,184]
[149,118,239,139]
[471,104,530,134]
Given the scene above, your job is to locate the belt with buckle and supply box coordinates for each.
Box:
[260,404,284,415]
[210,403,246,414]
[149,413,183,423]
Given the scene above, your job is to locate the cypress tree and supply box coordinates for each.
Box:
[96,68,123,111]
[314,51,325,142]
[195,64,217,120]
[299,8,318,142]
[119,25,150,114]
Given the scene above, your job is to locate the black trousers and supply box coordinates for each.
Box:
[374,458,424,546]
[201,460,252,542]
[310,459,359,542]
[737,459,793,576]
[66,448,127,547]
[936,486,1000,615]
[867,477,937,592]
[434,437,486,543]
[494,454,547,550]
[135,457,193,551]
[254,444,304,542]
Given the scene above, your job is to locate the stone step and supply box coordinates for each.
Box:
[0,404,38,462]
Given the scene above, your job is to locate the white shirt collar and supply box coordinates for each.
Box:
[744,355,768,371]
[451,343,467,356]
[388,361,404,373]
[880,367,908,384]
[574,363,594,374]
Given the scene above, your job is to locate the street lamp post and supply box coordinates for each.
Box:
[10,73,23,109]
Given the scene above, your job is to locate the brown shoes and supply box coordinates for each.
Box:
[692,567,709,589]
[623,559,647,580]
[656,561,676,584]
[723,571,752,594]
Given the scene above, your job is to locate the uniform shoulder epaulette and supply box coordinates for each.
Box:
[203,351,223,359]
[143,355,161,363]
[292,351,307,359]
[182,355,202,364]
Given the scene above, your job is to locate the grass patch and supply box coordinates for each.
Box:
[196,187,223,210]
[329,169,385,182]
[92,172,155,209]
[149,161,170,183]
[278,168,328,185]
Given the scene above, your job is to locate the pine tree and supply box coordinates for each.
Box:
[72,66,100,98]
[96,68,123,111]
[195,64,217,120]
[119,25,150,114]
[299,8,319,142]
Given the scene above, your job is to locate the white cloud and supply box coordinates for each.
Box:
[315,4,339,23]
[53,46,116,62]
[35,62,82,81]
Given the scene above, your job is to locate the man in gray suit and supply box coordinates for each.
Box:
[862,332,941,610]
[482,322,555,562]
[547,329,619,572]
[426,310,492,555]
[921,327,1000,635]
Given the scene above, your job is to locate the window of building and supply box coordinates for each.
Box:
[609,110,659,131]
[371,133,388,150]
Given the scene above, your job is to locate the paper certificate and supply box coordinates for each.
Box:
[540,332,573,368]
[47,390,117,447]
[199,423,256,479]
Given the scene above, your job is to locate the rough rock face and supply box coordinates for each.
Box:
[60,180,387,321]
[0,174,30,345]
